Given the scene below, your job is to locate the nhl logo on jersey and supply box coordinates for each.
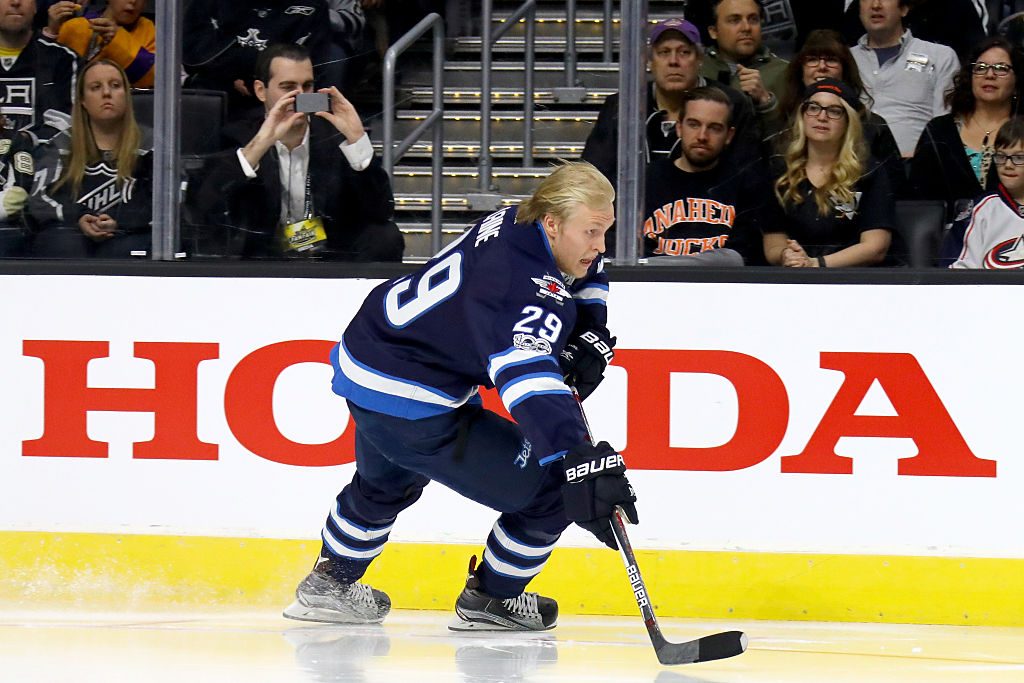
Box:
[531,274,570,304]
[512,332,552,355]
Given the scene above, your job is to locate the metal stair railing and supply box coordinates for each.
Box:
[480,0,537,192]
[383,13,445,255]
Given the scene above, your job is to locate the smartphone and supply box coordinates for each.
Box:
[295,93,330,114]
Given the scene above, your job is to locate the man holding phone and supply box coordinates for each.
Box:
[194,42,403,261]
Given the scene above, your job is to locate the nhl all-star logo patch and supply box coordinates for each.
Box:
[531,274,570,304]
[513,332,552,355]
[237,28,268,50]
[984,234,1024,269]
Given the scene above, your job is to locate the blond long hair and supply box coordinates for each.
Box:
[774,98,865,216]
[517,160,614,225]
[53,59,142,198]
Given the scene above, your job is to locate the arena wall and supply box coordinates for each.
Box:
[1,273,1021,625]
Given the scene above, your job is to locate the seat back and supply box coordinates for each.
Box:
[131,88,228,157]
[893,199,947,268]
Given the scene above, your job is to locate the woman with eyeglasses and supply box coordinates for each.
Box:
[947,117,1024,268]
[764,79,894,267]
[777,30,904,196]
[909,37,1024,218]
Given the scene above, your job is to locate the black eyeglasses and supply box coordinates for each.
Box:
[971,62,1013,77]
[801,101,846,120]
[804,55,841,68]
[994,152,1024,166]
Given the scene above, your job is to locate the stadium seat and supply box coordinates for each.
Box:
[131,89,228,158]
[893,199,946,268]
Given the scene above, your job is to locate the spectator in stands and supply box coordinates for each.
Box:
[699,0,789,136]
[766,79,895,267]
[46,0,154,88]
[326,0,366,91]
[946,117,1024,268]
[183,0,332,120]
[909,36,1022,217]
[30,59,152,258]
[0,0,77,133]
[194,43,401,261]
[642,87,779,266]
[581,18,760,190]
[0,117,37,256]
[777,29,905,197]
[842,0,988,64]
[850,0,960,157]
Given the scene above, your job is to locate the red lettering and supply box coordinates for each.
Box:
[616,350,789,471]
[22,340,219,460]
[781,353,996,477]
[224,340,354,467]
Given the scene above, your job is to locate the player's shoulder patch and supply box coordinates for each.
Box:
[531,274,570,305]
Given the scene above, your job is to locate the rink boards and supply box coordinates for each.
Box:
[1,274,1022,625]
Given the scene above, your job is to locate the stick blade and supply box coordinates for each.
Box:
[655,630,748,666]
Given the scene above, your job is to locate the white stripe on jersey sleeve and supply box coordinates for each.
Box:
[573,285,608,304]
[337,340,470,407]
[499,373,570,411]
[482,547,547,578]
[487,346,558,385]
[491,521,556,559]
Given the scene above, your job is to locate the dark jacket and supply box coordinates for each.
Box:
[581,80,762,190]
[909,113,999,217]
[195,115,401,260]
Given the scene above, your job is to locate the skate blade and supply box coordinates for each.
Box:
[447,616,556,632]
[282,601,385,625]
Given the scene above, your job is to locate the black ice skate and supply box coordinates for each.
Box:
[283,559,391,624]
[449,556,557,632]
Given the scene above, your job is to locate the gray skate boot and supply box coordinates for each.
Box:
[283,558,391,624]
[449,556,557,631]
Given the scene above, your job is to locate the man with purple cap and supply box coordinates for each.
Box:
[581,17,761,219]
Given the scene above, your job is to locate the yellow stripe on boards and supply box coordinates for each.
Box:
[0,531,1021,626]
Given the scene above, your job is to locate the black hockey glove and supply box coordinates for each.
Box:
[561,440,638,550]
[558,329,616,401]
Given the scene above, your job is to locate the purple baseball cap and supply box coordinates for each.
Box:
[649,18,702,47]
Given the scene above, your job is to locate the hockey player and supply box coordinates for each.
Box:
[284,161,639,631]
[948,117,1024,269]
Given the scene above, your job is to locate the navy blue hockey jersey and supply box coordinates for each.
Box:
[330,206,610,465]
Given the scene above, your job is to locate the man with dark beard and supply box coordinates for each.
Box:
[641,86,780,265]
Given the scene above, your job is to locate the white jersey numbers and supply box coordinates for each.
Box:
[384,252,464,328]
[513,305,563,343]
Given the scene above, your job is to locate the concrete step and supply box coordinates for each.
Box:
[373,110,596,146]
[394,193,527,212]
[375,140,584,160]
[391,165,550,196]
[451,35,615,55]
[403,86,614,106]
[413,61,619,89]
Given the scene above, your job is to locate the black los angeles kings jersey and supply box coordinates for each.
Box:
[0,35,77,134]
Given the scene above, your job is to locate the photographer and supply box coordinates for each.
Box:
[193,42,402,261]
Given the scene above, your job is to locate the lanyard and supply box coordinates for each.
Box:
[284,148,314,223]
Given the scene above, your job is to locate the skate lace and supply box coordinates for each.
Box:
[349,582,376,607]
[503,592,540,617]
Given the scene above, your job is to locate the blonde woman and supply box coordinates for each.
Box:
[765,78,894,267]
[31,59,152,258]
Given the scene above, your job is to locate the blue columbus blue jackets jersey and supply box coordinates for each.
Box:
[330,206,610,465]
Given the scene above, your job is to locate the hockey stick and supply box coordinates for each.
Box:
[572,388,748,666]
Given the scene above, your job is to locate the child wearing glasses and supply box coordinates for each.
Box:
[947,117,1024,269]
[910,37,1023,221]
[764,78,895,267]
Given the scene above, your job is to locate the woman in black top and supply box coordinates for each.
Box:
[777,29,904,197]
[909,36,1024,217]
[31,59,152,258]
[766,79,894,267]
